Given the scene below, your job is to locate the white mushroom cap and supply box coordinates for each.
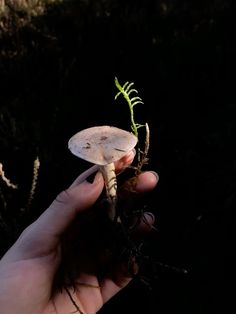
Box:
[68,126,138,165]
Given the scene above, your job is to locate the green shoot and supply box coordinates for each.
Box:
[114,77,144,138]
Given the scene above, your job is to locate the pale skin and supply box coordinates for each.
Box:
[0,151,158,314]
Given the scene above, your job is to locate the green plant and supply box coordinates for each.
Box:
[114,77,144,138]
[114,77,149,175]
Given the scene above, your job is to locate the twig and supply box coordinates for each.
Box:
[25,156,40,210]
[135,122,150,175]
[0,162,18,189]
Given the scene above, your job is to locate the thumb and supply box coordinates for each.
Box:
[4,171,104,261]
[35,171,104,238]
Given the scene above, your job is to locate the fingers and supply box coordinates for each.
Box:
[130,212,156,238]
[134,171,159,193]
[100,171,159,303]
[100,259,138,303]
[99,213,155,304]
[118,171,159,200]
[101,275,132,304]
[114,149,135,173]
[69,150,135,188]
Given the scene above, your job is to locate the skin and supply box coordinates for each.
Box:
[0,151,158,314]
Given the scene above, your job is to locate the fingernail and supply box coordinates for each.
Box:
[118,149,136,169]
[149,171,159,181]
[125,148,136,161]
[143,212,155,224]
[132,148,136,157]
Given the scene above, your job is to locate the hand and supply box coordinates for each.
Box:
[0,151,158,314]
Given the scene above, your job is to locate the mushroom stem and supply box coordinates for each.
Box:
[100,162,117,221]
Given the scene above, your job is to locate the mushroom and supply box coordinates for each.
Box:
[68,125,138,220]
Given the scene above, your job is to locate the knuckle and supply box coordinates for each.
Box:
[55,189,75,205]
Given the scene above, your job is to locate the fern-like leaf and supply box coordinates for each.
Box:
[114,77,144,137]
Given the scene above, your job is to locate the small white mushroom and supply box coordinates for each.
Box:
[68,125,138,220]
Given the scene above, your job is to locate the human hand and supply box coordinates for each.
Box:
[0,151,158,314]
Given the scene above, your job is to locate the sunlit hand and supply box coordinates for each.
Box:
[0,151,158,314]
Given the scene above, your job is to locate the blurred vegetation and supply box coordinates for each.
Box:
[0,0,236,313]
[0,1,61,16]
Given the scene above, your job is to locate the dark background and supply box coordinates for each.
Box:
[0,1,236,313]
